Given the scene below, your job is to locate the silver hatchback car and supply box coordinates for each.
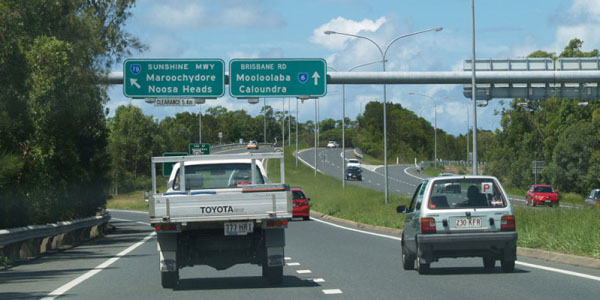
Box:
[398,175,518,274]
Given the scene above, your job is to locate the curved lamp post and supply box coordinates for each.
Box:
[328,60,385,188]
[408,93,438,168]
[324,26,443,204]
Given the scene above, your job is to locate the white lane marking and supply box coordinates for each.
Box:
[313,213,600,282]
[311,278,325,283]
[297,270,312,274]
[287,262,301,266]
[403,166,427,180]
[285,257,291,260]
[137,221,150,226]
[323,289,343,294]
[108,209,148,214]
[297,149,326,175]
[311,218,402,241]
[516,261,600,282]
[42,231,156,300]
[111,217,131,222]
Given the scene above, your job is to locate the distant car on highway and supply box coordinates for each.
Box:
[327,141,339,148]
[291,187,310,220]
[526,184,559,207]
[584,189,600,207]
[247,140,259,150]
[346,159,360,168]
[398,175,517,274]
[345,166,362,181]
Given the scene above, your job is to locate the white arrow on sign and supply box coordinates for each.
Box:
[312,72,320,85]
[130,78,141,89]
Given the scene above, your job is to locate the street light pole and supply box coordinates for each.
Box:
[329,60,386,189]
[296,98,299,167]
[443,96,471,164]
[263,98,267,144]
[325,26,443,204]
[199,103,202,144]
[408,93,437,168]
[471,0,478,175]
[282,98,285,149]
[288,98,291,146]
[314,98,318,176]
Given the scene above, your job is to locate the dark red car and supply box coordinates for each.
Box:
[526,184,560,207]
[291,188,310,220]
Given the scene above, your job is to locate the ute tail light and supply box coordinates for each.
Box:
[266,219,288,228]
[501,215,516,231]
[155,223,178,231]
[420,217,437,234]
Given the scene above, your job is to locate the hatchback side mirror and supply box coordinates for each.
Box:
[307,198,311,201]
[396,205,407,214]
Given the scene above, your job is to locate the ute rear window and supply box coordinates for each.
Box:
[173,163,264,190]
[292,191,305,200]
[428,178,507,209]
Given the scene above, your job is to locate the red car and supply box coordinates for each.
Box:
[526,184,560,207]
[291,188,310,220]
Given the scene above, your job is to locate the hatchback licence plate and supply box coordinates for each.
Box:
[455,218,482,228]
[224,222,254,236]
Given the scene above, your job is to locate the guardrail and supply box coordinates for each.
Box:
[353,148,364,159]
[0,213,111,264]
[212,143,274,152]
[416,160,486,171]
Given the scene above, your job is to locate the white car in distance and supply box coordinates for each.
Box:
[327,141,339,148]
[346,159,360,168]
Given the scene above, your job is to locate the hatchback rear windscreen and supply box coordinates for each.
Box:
[428,178,507,209]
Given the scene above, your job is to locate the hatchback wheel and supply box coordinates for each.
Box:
[416,244,429,274]
[401,242,415,270]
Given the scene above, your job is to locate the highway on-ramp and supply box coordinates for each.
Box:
[1,147,599,299]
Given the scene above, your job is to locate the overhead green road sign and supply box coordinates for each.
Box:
[229,59,327,98]
[189,143,210,155]
[162,152,188,177]
[123,59,225,98]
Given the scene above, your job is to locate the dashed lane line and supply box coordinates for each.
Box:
[297,270,312,274]
[42,228,155,300]
[287,262,301,266]
[323,289,343,295]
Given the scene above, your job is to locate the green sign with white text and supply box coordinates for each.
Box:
[123,59,225,98]
[162,152,188,177]
[189,143,210,155]
[229,59,327,98]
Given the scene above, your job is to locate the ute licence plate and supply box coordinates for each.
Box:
[455,218,482,228]
[224,222,254,236]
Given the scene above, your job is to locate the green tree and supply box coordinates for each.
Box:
[0,0,143,228]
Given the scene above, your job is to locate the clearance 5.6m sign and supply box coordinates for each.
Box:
[123,59,225,98]
[229,59,327,98]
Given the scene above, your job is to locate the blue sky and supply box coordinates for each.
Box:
[107,0,600,135]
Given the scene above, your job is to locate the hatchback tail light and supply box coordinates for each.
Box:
[421,217,436,234]
[501,215,515,231]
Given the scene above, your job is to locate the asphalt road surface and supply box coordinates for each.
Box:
[3,146,598,299]
[297,147,551,208]
[2,209,599,299]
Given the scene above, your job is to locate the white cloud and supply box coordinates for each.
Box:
[310,17,387,50]
[548,0,600,54]
[143,0,285,30]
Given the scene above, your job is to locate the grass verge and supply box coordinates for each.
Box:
[270,147,410,229]
[515,207,600,258]
[106,190,148,211]
[106,177,166,211]
[279,149,600,258]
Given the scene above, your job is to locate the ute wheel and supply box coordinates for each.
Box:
[402,242,415,270]
[161,271,179,289]
[483,257,496,269]
[501,260,515,273]
[262,264,283,284]
[303,215,310,221]
[532,200,536,207]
